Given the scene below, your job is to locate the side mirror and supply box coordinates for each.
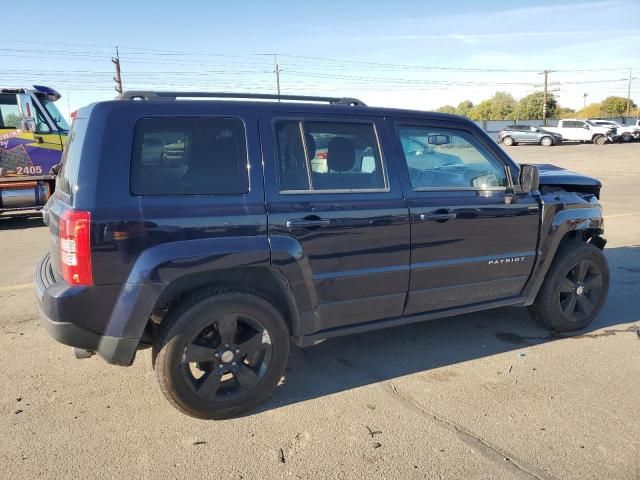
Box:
[583,124,590,130]
[519,164,540,193]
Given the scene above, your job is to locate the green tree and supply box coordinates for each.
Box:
[600,96,636,117]
[576,103,602,118]
[468,99,494,120]
[556,107,576,118]
[489,92,517,120]
[467,92,516,120]
[455,100,474,117]
[516,92,558,119]
[436,105,457,114]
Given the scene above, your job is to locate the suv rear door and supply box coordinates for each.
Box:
[389,118,540,314]
[260,113,410,333]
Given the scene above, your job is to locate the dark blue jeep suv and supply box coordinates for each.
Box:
[35,92,609,418]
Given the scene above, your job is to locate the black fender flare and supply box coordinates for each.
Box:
[102,236,271,343]
[522,200,605,305]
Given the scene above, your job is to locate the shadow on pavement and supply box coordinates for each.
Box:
[257,245,640,414]
[0,212,44,230]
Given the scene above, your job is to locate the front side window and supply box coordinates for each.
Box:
[34,105,52,134]
[397,126,507,190]
[274,120,386,192]
[40,98,70,132]
[131,117,248,195]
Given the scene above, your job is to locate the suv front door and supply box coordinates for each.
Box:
[391,119,540,315]
[261,113,410,334]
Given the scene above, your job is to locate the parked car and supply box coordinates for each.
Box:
[36,92,609,419]
[499,125,563,146]
[588,120,640,142]
[544,119,617,145]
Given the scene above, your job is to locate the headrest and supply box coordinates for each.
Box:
[327,137,355,173]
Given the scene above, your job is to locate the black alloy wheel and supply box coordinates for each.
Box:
[181,313,272,401]
[154,290,290,419]
[529,241,609,332]
[557,259,604,323]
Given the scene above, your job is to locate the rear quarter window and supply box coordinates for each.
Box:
[57,117,88,196]
[130,117,249,195]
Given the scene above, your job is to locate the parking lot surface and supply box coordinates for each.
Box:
[1,143,639,479]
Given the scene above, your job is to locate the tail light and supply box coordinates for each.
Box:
[316,151,327,159]
[59,210,93,286]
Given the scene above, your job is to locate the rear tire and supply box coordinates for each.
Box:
[153,289,290,419]
[502,136,515,146]
[540,136,553,147]
[529,242,609,332]
[593,135,606,145]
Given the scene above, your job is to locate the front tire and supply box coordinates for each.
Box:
[153,290,290,419]
[593,135,606,145]
[621,133,632,142]
[502,136,515,146]
[529,242,609,332]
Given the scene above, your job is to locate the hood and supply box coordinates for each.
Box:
[535,163,601,186]
[532,163,602,197]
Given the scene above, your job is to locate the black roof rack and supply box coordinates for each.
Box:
[117,91,367,106]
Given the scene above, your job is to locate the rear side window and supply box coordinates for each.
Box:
[57,117,88,196]
[274,120,386,192]
[131,117,248,195]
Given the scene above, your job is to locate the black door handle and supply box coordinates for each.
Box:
[286,217,331,229]
[419,212,457,222]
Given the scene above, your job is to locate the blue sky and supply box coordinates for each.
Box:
[2,0,639,117]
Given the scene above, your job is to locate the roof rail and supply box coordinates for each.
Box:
[118,91,367,106]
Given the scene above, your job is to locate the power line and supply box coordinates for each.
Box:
[1,44,638,74]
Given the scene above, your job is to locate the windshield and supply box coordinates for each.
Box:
[40,98,70,132]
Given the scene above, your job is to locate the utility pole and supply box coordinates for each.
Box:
[273,54,281,97]
[627,68,632,117]
[112,46,123,95]
[583,93,588,109]
[543,70,548,125]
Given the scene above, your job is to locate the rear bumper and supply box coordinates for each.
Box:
[34,253,139,365]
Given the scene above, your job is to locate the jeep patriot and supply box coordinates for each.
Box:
[35,92,609,418]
